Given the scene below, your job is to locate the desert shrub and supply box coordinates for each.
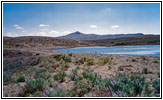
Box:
[141,56,146,61]
[107,73,146,97]
[83,72,98,83]
[97,57,112,65]
[27,69,34,76]
[74,80,90,96]
[3,74,11,83]
[118,66,124,71]
[31,56,45,66]
[77,57,94,65]
[132,59,136,62]
[34,69,48,79]
[43,88,66,97]
[83,67,93,73]
[3,45,12,48]
[144,83,152,97]
[53,71,67,82]
[108,66,112,70]
[26,79,45,93]
[142,68,148,74]
[53,54,64,61]
[59,62,69,71]
[63,55,71,63]
[33,91,43,97]
[157,72,160,77]
[68,53,73,57]
[71,67,80,81]
[152,60,159,63]
[78,57,87,64]
[53,54,71,63]
[126,59,129,62]
[152,78,160,97]
[48,80,57,88]
[86,58,95,66]
[17,75,25,82]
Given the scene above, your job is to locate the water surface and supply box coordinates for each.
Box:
[53,45,160,56]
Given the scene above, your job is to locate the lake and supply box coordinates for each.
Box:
[53,45,160,56]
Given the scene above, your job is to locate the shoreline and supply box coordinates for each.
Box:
[41,44,160,50]
[50,45,160,57]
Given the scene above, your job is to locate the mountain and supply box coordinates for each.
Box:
[58,31,144,40]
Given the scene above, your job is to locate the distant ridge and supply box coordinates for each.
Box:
[58,31,144,40]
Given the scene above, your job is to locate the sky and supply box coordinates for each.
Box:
[3,3,160,37]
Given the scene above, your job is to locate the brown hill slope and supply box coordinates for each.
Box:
[85,35,160,46]
[3,36,91,48]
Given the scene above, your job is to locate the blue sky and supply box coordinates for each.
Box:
[3,3,160,37]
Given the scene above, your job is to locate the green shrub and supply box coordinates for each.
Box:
[31,57,45,66]
[34,69,48,79]
[108,66,112,70]
[74,80,90,96]
[157,72,160,78]
[132,59,136,62]
[71,67,80,81]
[78,57,87,64]
[82,72,99,87]
[59,62,69,71]
[83,67,93,73]
[3,74,11,83]
[33,91,43,97]
[48,80,56,88]
[17,75,25,82]
[118,66,124,71]
[141,56,146,61]
[53,71,67,82]
[142,68,148,74]
[152,78,160,97]
[63,55,71,63]
[97,57,112,65]
[131,59,136,62]
[152,60,159,63]
[26,79,45,93]
[86,58,95,66]
[44,88,66,97]
[107,73,146,97]
[53,54,71,63]
[54,54,64,61]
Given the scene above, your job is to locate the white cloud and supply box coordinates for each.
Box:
[13,24,19,27]
[6,32,12,36]
[38,32,46,36]
[111,25,120,29]
[63,31,72,34]
[22,30,26,32]
[13,24,24,30]
[41,29,49,31]
[39,24,50,27]
[89,25,97,28]
[49,30,59,34]
[5,32,18,37]
[16,26,24,30]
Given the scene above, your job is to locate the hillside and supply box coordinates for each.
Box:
[3,36,91,48]
[58,31,144,40]
[85,35,160,46]
[3,35,160,49]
